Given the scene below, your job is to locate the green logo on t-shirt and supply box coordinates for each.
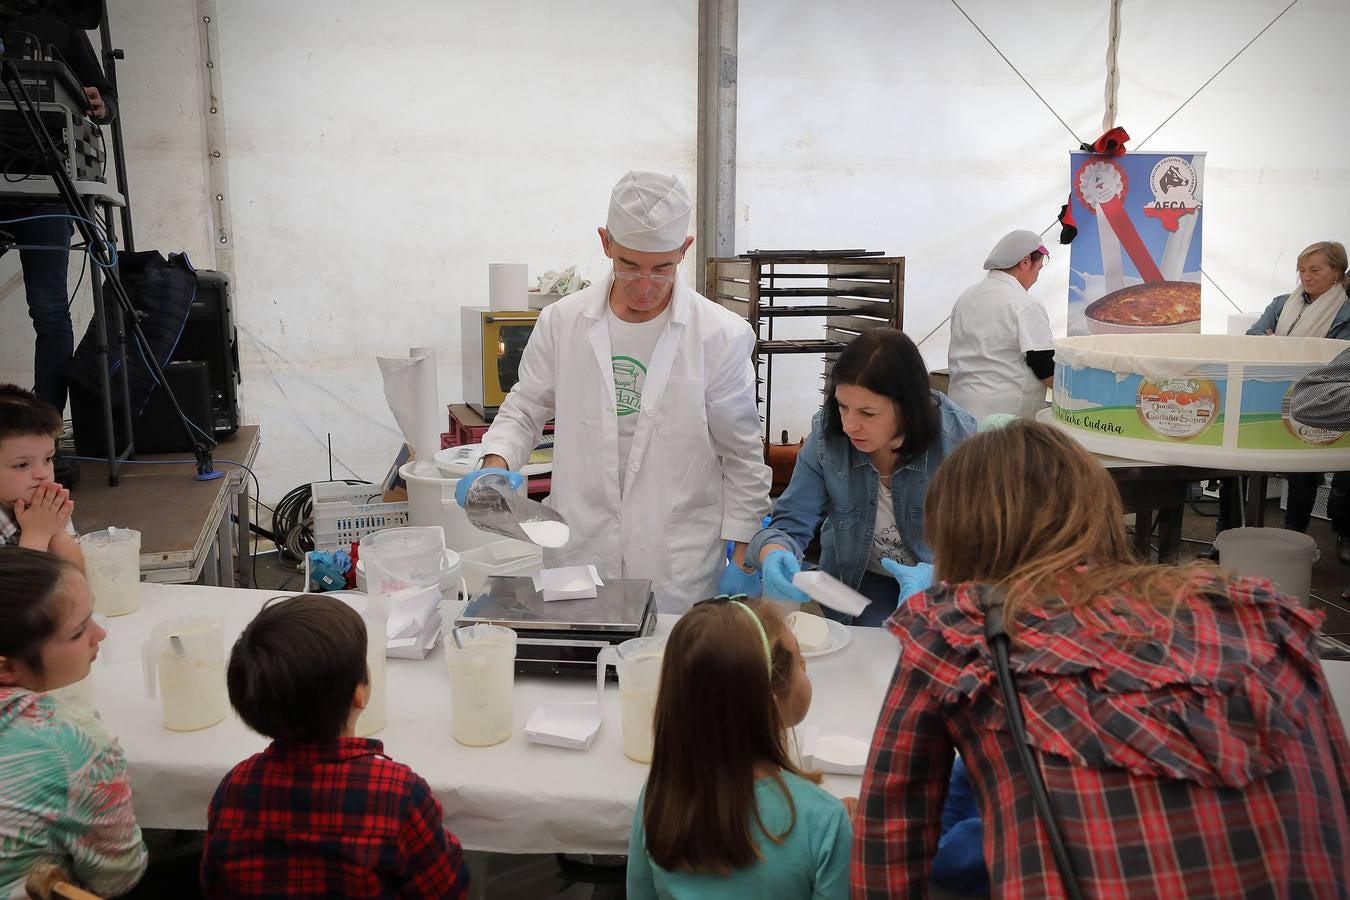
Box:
[613,356,647,416]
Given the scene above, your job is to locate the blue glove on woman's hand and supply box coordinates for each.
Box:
[717,560,762,597]
[454,467,524,508]
[880,558,934,607]
[761,548,810,603]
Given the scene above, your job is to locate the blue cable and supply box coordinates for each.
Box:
[0,213,117,268]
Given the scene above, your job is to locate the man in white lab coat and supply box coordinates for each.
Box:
[947,230,1056,424]
[467,172,771,613]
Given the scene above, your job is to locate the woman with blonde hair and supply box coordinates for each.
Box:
[852,420,1350,897]
[1226,240,1350,561]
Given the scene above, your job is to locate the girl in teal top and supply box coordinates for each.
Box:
[0,548,146,898]
[627,598,853,899]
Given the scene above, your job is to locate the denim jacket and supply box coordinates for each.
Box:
[747,392,977,590]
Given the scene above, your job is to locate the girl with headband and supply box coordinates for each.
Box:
[626,598,852,898]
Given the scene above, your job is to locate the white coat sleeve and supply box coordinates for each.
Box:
[478,306,557,472]
[1016,299,1055,353]
[706,324,772,543]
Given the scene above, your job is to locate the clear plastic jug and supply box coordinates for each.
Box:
[445,623,517,746]
[82,527,141,616]
[596,635,666,763]
[331,592,389,736]
[462,473,571,548]
[141,614,227,732]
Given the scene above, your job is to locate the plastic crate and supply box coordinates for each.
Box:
[1279,474,1331,521]
[311,482,411,551]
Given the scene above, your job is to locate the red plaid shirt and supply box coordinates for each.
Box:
[852,575,1350,898]
[202,738,469,899]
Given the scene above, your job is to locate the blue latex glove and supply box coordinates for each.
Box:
[453,466,524,509]
[761,549,810,603]
[880,558,934,607]
[717,560,762,598]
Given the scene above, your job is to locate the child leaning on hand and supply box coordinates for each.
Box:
[0,385,83,572]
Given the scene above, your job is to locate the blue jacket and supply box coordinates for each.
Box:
[747,392,976,589]
[1248,291,1350,339]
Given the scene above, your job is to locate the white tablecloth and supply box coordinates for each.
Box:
[89,584,900,854]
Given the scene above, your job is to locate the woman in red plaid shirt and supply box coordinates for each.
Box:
[853,421,1350,898]
[201,594,470,898]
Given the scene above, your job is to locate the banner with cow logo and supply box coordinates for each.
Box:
[1066,151,1205,336]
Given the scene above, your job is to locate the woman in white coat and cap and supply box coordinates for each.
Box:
[461,172,772,613]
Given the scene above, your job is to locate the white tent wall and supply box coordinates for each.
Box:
[0,0,698,502]
[0,0,1343,502]
[737,0,1349,442]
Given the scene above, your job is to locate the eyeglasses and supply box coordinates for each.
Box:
[613,269,676,285]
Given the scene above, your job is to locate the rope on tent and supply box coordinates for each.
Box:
[947,0,1083,147]
[1102,0,1122,133]
[1137,0,1300,149]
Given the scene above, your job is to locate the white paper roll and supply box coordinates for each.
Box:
[378,349,441,475]
[489,263,528,311]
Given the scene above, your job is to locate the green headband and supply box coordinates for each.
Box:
[729,599,773,681]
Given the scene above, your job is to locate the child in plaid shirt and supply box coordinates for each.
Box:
[0,385,82,571]
[201,594,470,898]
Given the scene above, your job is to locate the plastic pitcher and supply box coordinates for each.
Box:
[462,473,571,548]
[1216,527,1320,606]
[82,527,141,616]
[141,614,227,732]
[445,623,517,746]
[331,592,389,736]
[596,635,666,763]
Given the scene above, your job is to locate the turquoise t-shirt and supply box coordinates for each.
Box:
[627,771,853,900]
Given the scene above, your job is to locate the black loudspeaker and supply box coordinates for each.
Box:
[134,361,214,453]
[173,269,240,435]
[71,360,214,456]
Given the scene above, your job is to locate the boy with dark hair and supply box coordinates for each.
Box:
[201,594,470,898]
[0,384,82,571]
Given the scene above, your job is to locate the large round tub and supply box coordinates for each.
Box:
[1045,334,1350,471]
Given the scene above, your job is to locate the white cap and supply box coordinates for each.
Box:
[605,171,692,253]
[983,230,1049,270]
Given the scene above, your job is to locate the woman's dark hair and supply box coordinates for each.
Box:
[0,384,63,444]
[0,547,77,675]
[643,599,819,874]
[823,328,940,463]
[226,594,369,743]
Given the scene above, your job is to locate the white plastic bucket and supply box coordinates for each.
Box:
[1215,527,1320,606]
[399,461,496,555]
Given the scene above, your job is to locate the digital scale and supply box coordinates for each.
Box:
[455,576,656,678]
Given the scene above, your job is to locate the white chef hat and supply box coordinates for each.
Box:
[605,171,692,253]
[983,230,1049,270]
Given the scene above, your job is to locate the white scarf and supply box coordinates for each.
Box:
[1275,280,1347,338]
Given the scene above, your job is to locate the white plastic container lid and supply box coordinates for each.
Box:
[433,443,552,479]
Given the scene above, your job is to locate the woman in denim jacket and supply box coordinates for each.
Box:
[746,329,976,626]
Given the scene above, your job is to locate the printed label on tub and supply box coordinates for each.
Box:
[1053,365,1224,445]
[1233,375,1349,450]
[1135,378,1220,440]
[1056,361,1350,451]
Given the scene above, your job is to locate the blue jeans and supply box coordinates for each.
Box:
[820,570,900,627]
[1,204,74,410]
